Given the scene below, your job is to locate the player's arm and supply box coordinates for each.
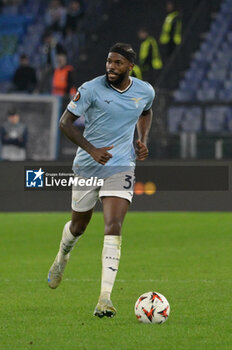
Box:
[136,108,153,161]
[59,109,113,165]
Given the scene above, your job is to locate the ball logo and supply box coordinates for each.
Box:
[135,291,170,324]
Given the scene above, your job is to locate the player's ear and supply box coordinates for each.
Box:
[129,63,134,72]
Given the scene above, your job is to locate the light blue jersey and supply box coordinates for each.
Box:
[67,75,155,178]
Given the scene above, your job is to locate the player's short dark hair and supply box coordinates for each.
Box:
[109,43,136,63]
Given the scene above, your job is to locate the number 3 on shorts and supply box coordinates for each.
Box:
[123,175,133,189]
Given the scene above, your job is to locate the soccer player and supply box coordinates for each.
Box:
[48,43,155,318]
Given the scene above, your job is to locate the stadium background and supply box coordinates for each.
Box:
[0,0,231,210]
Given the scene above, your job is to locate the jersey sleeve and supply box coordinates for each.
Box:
[67,82,93,117]
[143,83,155,111]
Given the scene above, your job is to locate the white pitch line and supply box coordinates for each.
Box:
[0,279,232,283]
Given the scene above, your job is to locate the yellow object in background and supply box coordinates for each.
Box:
[134,181,156,195]
[144,181,156,195]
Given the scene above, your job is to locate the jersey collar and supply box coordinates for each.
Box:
[105,75,133,94]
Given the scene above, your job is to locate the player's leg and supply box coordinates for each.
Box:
[48,209,93,289]
[48,183,99,289]
[94,196,129,318]
[59,209,94,258]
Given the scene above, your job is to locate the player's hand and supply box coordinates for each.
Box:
[90,145,114,165]
[136,139,148,161]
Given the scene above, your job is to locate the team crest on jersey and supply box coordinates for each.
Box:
[73,91,81,102]
[131,97,142,108]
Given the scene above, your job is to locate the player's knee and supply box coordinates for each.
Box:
[104,221,122,236]
[70,221,88,237]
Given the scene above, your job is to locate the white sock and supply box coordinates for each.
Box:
[57,221,80,262]
[99,235,121,300]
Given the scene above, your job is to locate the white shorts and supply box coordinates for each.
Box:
[72,170,135,212]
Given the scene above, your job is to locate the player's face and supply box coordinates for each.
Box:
[106,52,132,86]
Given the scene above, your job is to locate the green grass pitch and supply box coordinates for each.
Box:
[0,212,231,350]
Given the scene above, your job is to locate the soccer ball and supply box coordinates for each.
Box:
[135,291,170,324]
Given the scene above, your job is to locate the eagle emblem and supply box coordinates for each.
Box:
[131,97,142,108]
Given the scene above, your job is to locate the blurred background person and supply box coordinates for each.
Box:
[37,30,66,93]
[62,0,85,65]
[41,30,66,69]
[63,26,80,65]
[52,52,76,103]
[137,27,163,85]
[12,54,37,93]
[1,109,27,161]
[45,0,66,33]
[64,0,85,32]
[159,1,182,63]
